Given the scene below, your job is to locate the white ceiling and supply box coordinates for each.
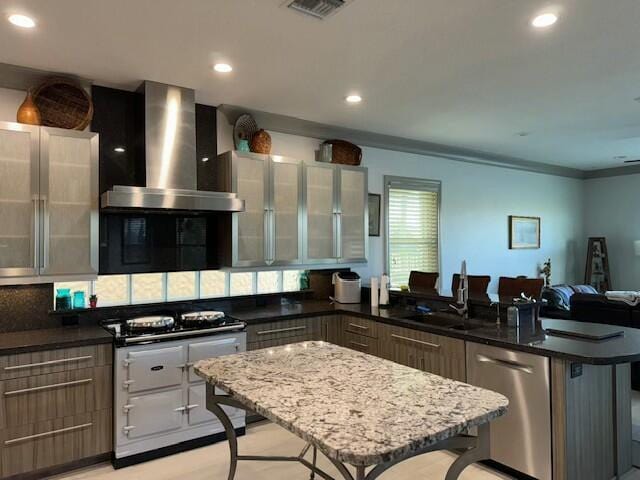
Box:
[1,0,640,171]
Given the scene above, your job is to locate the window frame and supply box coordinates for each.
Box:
[383,175,442,288]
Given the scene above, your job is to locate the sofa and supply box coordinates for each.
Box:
[570,291,640,389]
[541,284,598,319]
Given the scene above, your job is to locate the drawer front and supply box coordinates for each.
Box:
[0,365,112,429]
[1,409,111,478]
[342,316,379,339]
[125,388,184,439]
[386,326,466,381]
[248,332,317,351]
[0,344,112,380]
[187,334,245,383]
[126,345,184,393]
[247,317,321,344]
[343,332,379,356]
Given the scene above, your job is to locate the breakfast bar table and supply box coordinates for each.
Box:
[195,341,508,480]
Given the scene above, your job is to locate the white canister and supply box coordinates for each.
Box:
[370,277,379,307]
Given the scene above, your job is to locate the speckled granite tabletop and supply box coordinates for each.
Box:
[195,341,508,466]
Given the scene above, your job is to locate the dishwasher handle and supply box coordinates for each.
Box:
[476,354,533,374]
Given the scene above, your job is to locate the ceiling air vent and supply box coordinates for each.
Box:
[287,0,346,19]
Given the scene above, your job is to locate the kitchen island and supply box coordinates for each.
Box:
[195,341,508,480]
[226,298,640,480]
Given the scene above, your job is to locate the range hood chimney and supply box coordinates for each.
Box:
[100,81,244,212]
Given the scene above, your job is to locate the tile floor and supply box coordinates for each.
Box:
[51,422,515,480]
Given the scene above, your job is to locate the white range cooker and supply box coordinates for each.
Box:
[103,311,247,468]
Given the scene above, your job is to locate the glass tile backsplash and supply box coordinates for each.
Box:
[55,269,303,308]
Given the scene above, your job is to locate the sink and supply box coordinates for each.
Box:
[402,312,464,328]
[449,324,484,332]
[402,312,485,332]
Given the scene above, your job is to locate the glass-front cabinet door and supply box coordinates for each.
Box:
[0,123,40,279]
[232,152,269,266]
[0,122,40,280]
[304,163,337,263]
[270,157,303,265]
[338,166,368,263]
[40,127,98,277]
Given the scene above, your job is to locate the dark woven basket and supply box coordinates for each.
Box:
[33,77,93,130]
[323,139,362,166]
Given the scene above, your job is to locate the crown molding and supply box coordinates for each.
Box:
[219,104,585,179]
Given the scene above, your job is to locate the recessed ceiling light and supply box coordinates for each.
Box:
[8,14,36,28]
[113,146,126,153]
[213,63,233,73]
[532,13,558,28]
[345,95,362,104]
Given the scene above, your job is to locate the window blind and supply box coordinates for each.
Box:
[387,184,440,288]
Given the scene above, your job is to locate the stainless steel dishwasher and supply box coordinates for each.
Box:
[466,342,552,480]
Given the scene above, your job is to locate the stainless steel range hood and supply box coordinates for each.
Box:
[100,81,244,212]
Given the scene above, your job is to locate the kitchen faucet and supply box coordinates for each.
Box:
[449,260,469,321]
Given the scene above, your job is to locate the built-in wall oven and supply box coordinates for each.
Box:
[105,315,246,467]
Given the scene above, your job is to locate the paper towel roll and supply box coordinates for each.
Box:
[370,277,379,307]
[379,274,390,306]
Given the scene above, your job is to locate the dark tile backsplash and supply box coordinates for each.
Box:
[0,284,55,332]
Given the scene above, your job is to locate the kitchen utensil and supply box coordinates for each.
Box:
[125,315,175,332]
[332,271,361,304]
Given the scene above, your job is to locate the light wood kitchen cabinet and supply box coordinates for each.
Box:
[0,122,98,285]
[303,163,368,264]
[0,344,112,478]
[215,151,303,267]
[246,317,324,351]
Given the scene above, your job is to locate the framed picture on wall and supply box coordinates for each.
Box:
[368,193,381,237]
[509,216,541,249]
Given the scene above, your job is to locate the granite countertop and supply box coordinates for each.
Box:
[228,300,640,365]
[0,325,113,355]
[195,341,508,466]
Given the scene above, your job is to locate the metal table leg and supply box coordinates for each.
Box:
[444,424,491,480]
[205,384,492,480]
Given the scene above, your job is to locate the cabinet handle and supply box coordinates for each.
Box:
[476,354,533,374]
[263,209,270,264]
[349,341,368,349]
[391,334,440,350]
[348,323,369,331]
[32,197,39,270]
[186,404,199,410]
[123,425,136,436]
[256,326,306,336]
[4,378,92,396]
[4,355,93,371]
[5,423,93,445]
[123,404,135,412]
[270,209,276,263]
[42,198,50,270]
[123,380,135,389]
[174,406,187,413]
[420,357,425,370]
[335,211,342,259]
